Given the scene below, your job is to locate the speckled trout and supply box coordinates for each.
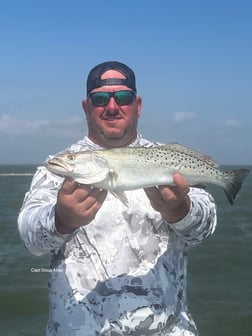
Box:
[46,143,249,205]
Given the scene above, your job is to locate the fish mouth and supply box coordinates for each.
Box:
[46,158,73,173]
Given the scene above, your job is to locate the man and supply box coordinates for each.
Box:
[18,61,217,336]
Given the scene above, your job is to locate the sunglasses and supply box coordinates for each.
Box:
[88,90,136,107]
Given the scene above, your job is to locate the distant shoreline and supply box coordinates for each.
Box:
[0,173,34,176]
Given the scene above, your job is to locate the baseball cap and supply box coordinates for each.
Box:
[86,61,137,95]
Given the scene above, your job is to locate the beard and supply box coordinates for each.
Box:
[95,123,131,142]
[87,117,138,147]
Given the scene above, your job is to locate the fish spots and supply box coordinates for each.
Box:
[130,145,218,178]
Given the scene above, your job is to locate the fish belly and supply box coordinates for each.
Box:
[97,166,175,191]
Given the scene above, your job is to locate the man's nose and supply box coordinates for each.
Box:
[106,97,119,110]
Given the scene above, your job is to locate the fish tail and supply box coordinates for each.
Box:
[223,169,250,204]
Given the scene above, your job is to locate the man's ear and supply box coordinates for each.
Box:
[82,99,89,115]
[136,96,142,117]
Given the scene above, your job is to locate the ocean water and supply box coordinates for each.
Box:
[0,165,251,336]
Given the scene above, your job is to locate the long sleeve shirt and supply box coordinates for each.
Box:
[18,135,217,336]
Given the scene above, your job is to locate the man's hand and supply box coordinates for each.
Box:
[55,178,107,234]
[144,173,191,223]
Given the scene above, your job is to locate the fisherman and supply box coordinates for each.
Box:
[18,61,217,336]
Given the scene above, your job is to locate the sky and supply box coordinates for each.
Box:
[1,0,252,164]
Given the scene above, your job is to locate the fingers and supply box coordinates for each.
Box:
[60,177,77,194]
[157,174,189,203]
[60,178,105,204]
[73,184,99,203]
[144,186,165,212]
[173,173,190,196]
[144,186,160,200]
[145,174,189,203]
[77,188,107,228]
[56,179,107,233]
[144,173,191,223]
[76,187,107,213]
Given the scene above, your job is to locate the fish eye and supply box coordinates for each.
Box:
[67,154,76,161]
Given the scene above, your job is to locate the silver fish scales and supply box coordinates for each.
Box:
[46,143,250,205]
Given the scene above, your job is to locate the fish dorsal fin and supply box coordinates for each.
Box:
[160,143,219,168]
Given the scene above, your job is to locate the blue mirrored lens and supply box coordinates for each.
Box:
[89,90,135,107]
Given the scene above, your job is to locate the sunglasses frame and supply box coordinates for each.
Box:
[88,90,136,107]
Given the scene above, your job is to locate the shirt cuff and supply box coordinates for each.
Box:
[165,201,197,231]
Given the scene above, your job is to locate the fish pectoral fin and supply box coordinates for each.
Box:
[109,169,118,182]
[110,190,129,207]
[108,169,128,205]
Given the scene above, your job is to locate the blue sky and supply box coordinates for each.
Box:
[1,0,251,164]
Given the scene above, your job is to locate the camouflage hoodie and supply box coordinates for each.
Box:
[18,135,217,336]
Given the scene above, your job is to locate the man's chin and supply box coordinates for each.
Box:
[102,131,126,140]
[100,124,126,138]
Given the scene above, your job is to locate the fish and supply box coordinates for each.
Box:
[45,143,250,205]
